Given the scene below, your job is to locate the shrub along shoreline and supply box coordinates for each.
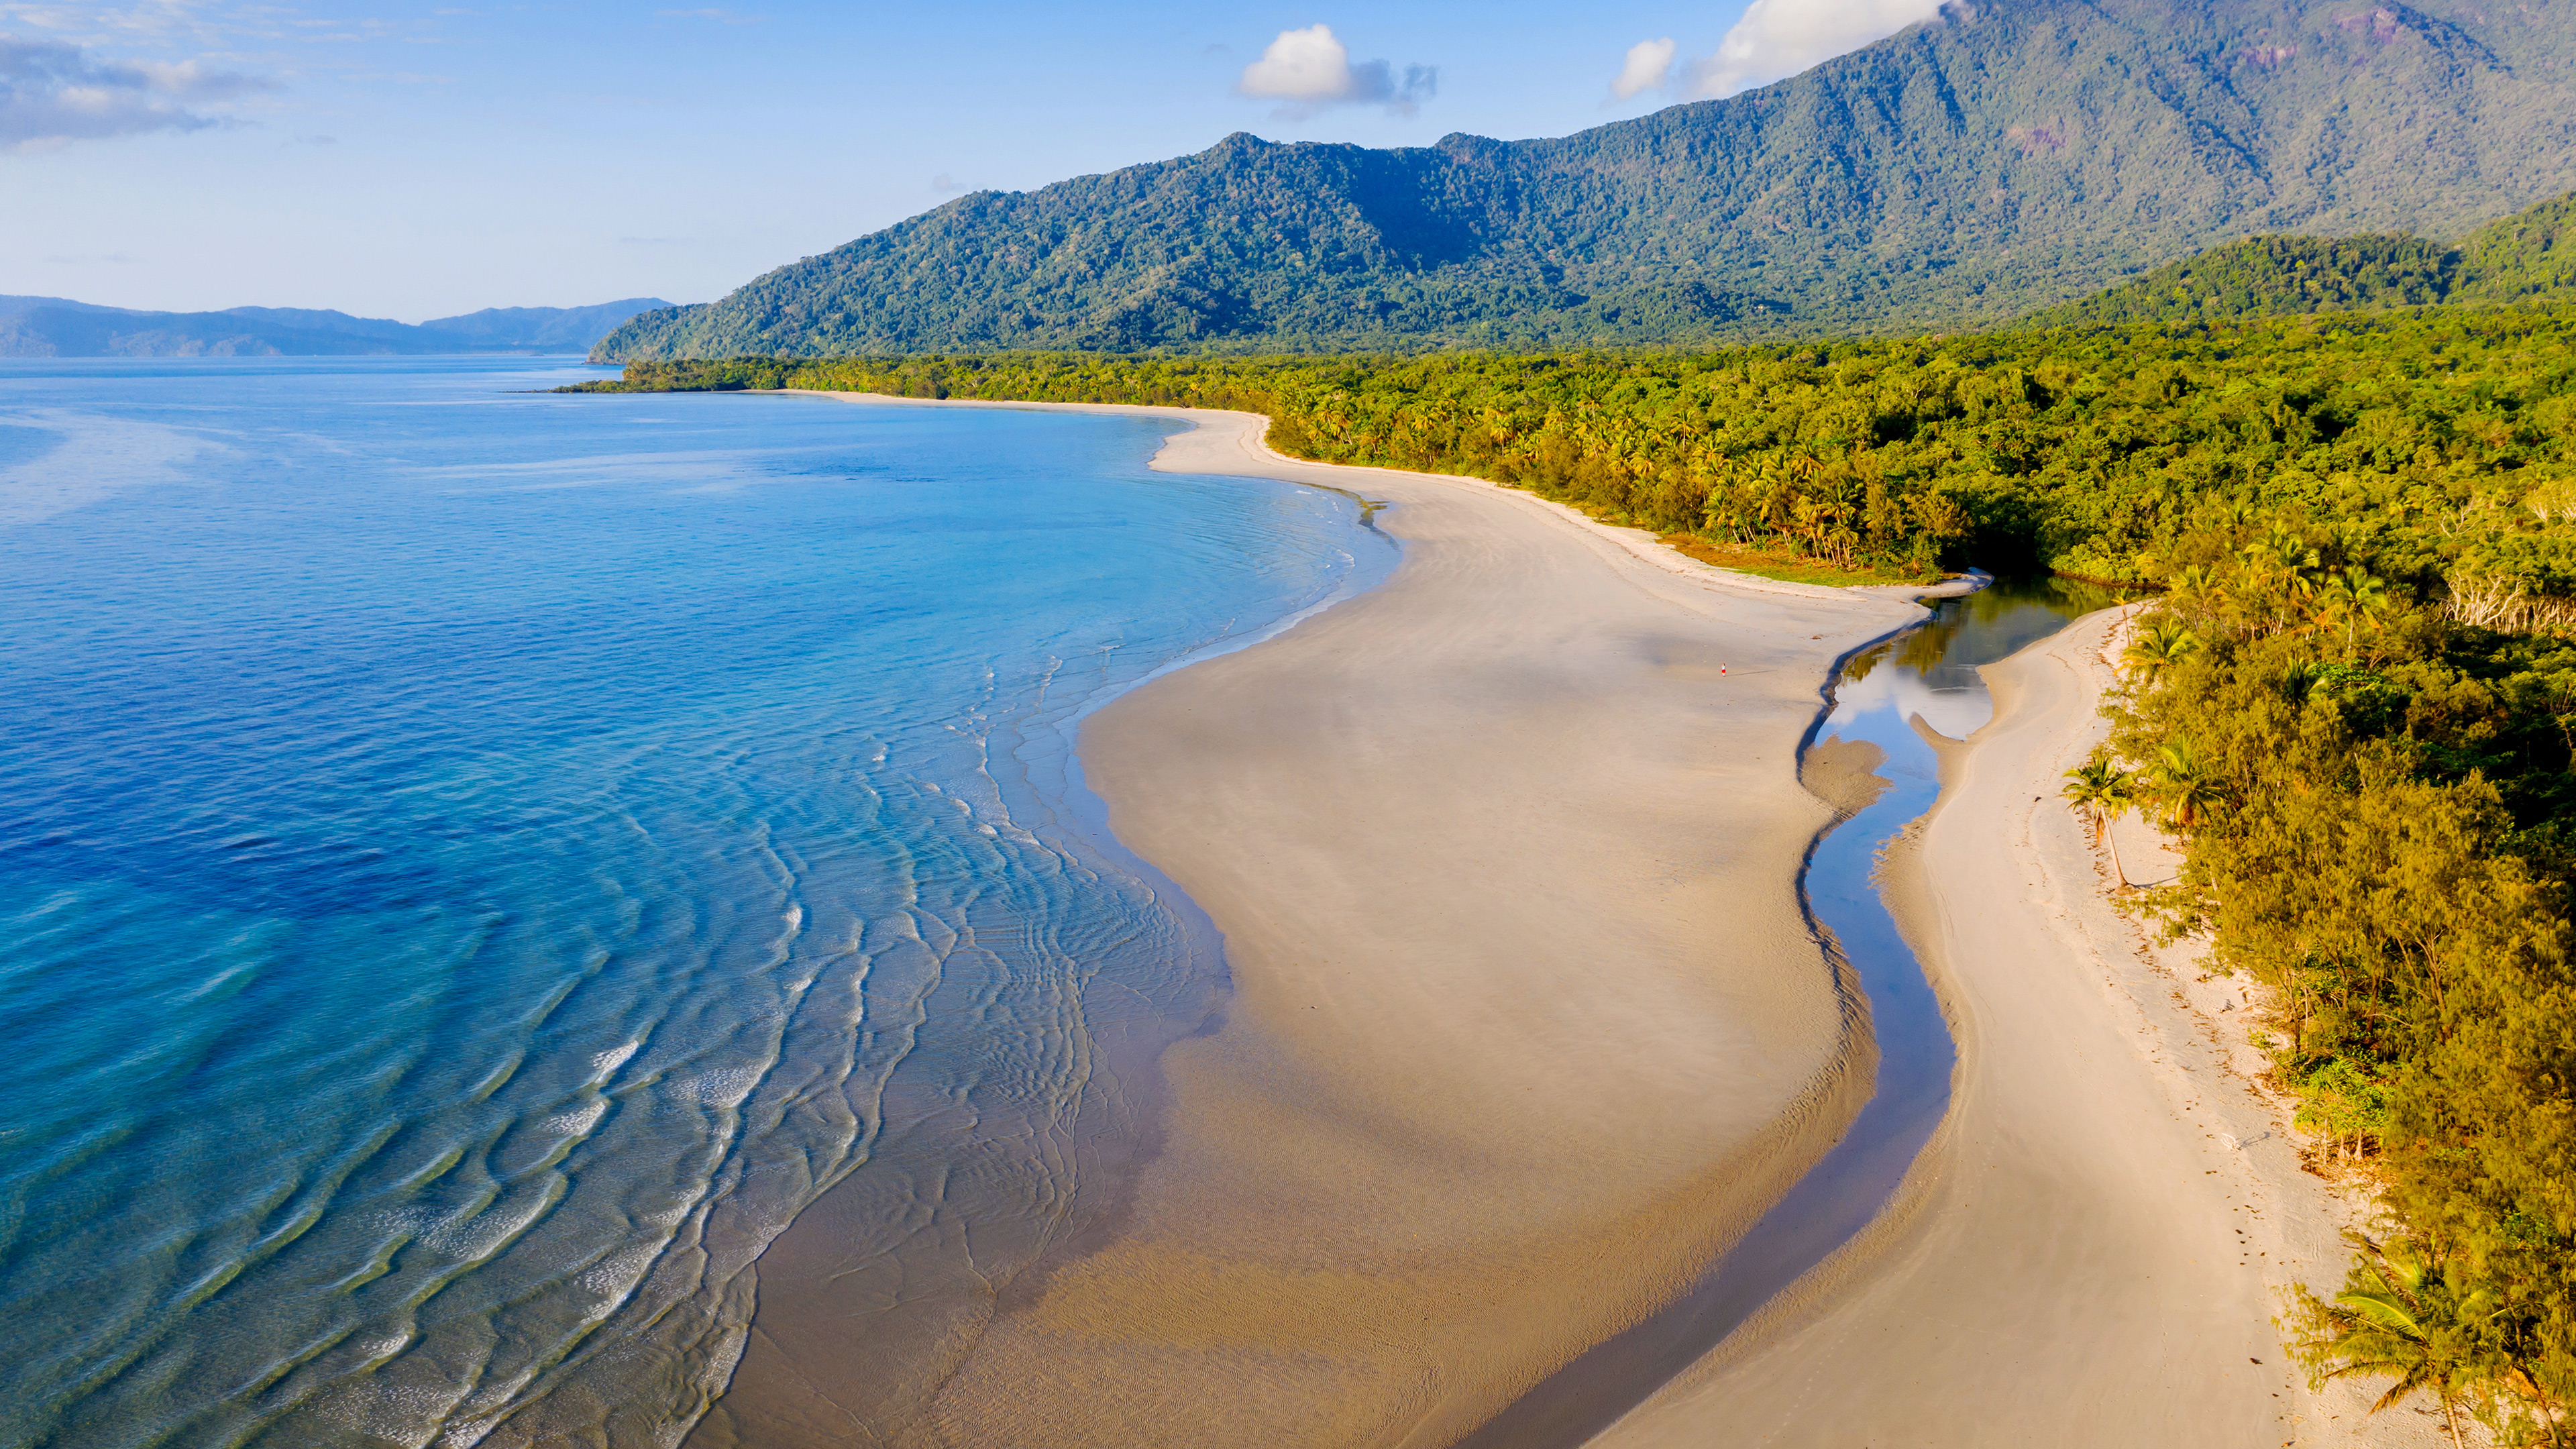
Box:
[2100,551,2573,1445]
[568,305,2576,1441]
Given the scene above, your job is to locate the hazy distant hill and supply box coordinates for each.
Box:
[0,297,676,358]
[416,300,687,352]
[600,0,2576,360]
[2023,191,2576,325]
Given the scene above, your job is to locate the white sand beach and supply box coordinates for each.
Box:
[701,400,2404,1449]
[700,398,1925,1446]
[1587,608,2441,1449]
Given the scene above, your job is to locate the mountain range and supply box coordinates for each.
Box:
[0,296,676,358]
[598,0,2576,360]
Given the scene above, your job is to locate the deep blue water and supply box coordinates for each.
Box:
[0,358,1389,1448]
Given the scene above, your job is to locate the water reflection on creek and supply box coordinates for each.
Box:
[1455,575,2130,1449]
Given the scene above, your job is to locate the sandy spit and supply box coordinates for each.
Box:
[1585,608,2445,1449]
[694,396,1937,1448]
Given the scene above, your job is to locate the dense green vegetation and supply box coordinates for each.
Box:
[571,305,2576,592]
[595,0,2576,360]
[2465,194,2576,308]
[575,295,2576,1436]
[2021,235,2460,326]
[2093,517,2576,1442]
[2025,193,2576,327]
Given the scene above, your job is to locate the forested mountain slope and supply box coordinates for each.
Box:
[599,0,2576,359]
[2457,190,2576,304]
[2024,191,2576,325]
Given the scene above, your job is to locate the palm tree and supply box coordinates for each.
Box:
[2279,658,2325,700]
[2061,757,2138,887]
[2168,561,2226,610]
[2121,616,2203,688]
[2290,1236,2502,1449]
[2244,525,2322,629]
[1703,478,1756,545]
[2316,566,2393,649]
[1789,494,1827,557]
[2247,524,2322,585]
[1752,470,1796,545]
[2150,735,2225,829]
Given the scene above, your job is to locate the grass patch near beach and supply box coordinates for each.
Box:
[1656,533,1935,588]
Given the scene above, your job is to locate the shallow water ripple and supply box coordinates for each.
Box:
[0,359,1388,1448]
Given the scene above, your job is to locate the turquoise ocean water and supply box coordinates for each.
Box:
[0,358,1388,1448]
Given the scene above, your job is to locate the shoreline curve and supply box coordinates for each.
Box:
[696,395,1938,1448]
[1584,609,2398,1448]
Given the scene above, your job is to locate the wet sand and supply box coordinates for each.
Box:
[696,400,1933,1447]
[1585,609,2427,1448]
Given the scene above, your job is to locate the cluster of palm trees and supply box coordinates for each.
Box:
[2292,1235,2569,1448]
[2061,542,2385,881]
[2061,612,2229,883]
[2163,522,2400,647]
[1698,453,1970,574]
[2060,740,2224,885]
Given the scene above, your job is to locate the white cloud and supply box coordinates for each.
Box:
[1238,23,1342,100]
[1236,23,1436,118]
[1684,0,1945,99]
[1611,36,1677,99]
[0,32,271,149]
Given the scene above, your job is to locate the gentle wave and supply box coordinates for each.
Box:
[0,360,1393,1448]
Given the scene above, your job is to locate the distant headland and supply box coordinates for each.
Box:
[0,296,678,358]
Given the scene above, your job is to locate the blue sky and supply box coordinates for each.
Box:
[1,0,1935,319]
